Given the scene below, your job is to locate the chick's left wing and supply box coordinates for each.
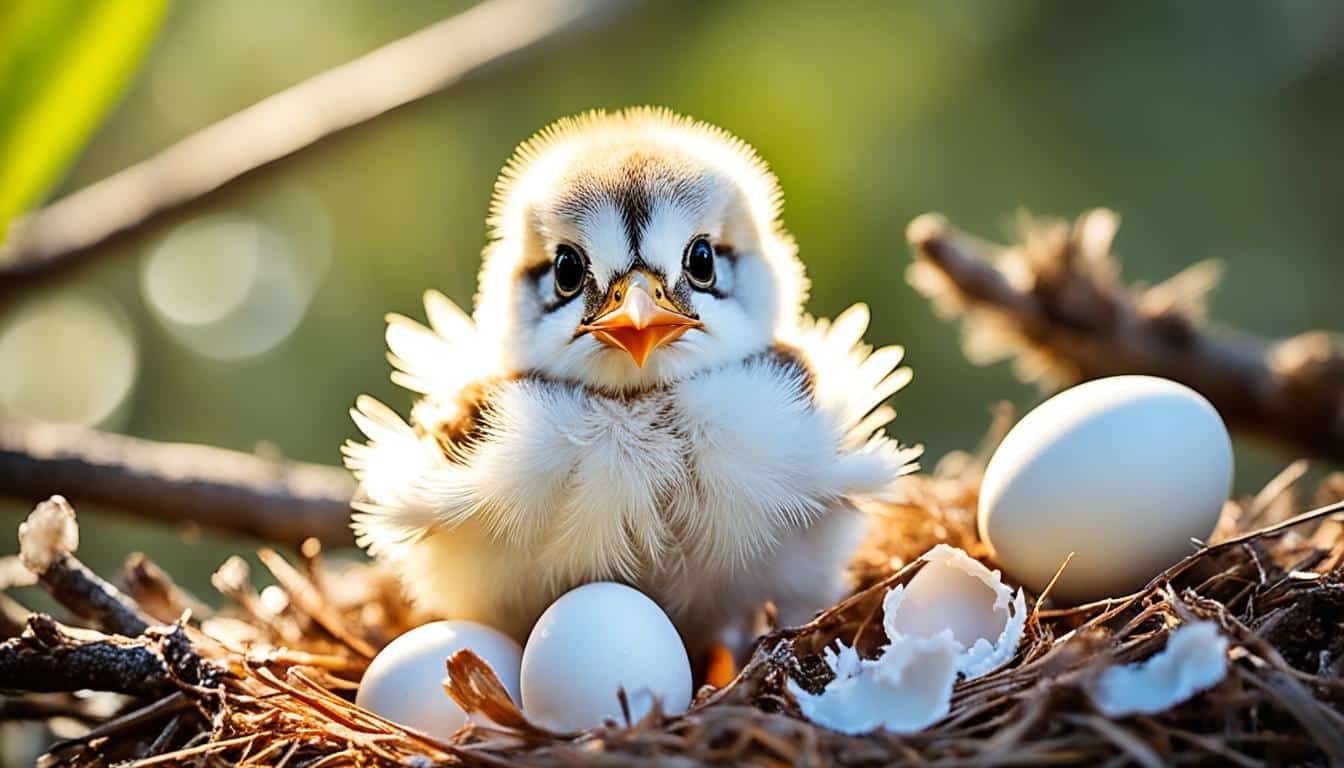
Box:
[342,290,501,556]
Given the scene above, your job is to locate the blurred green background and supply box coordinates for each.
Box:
[2,0,1343,618]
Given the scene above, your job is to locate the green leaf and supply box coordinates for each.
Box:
[0,0,169,233]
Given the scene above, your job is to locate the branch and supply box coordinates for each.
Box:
[2,499,223,698]
[19,496,153,636]
[123,553,213,625]
[0,0,630,294]
[0,422,354,546]
[0,615,174,697]
[905,211,1344,461]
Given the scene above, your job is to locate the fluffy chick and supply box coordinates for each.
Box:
[343,108,918,654]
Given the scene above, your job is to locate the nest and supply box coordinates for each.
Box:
[4,437,1344,768]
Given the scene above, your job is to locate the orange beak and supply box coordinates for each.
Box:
[578,269,701,367]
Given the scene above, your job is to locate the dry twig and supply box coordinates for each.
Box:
[18,496,154,636]
[905,210,1344,461]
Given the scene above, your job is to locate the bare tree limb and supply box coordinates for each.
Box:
[0,0,631,295]
[905,211,1344,462]
[0,422,354,546]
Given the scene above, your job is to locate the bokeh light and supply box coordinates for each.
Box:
[142,216,262,326]
[0,294,138,426]
[140,190,331,360]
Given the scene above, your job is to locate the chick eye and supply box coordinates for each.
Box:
[684,236,715,290]
[553,244,586,298]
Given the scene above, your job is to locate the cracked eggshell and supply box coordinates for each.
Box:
[357,620,522,739]
[884,544,1027,679]
[790,544,1025,735]
[979,376,1233,604]
[1088,621,1229,716]
[788,633,961,735]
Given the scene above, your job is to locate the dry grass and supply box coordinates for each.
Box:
[8,444,1344,767]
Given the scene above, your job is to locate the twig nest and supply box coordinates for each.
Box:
[357,620,522,739]
[979,376,1232,603]
[521,582,691,731]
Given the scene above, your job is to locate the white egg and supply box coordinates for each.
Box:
[979,376,1233,604]
[356,620,522,739]
[521,582,692,731]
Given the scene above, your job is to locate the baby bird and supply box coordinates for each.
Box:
[343,108,918,655]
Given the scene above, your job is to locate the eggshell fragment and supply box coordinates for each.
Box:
[1088,621,1228,716]
[979,375,1233,603]
[788,634,960,735]
[357,620,522,739]
[884,544,1027,679]
[791,545,1025,734]
[521,582,692,732]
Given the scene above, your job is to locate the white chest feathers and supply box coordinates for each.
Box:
[472,350,855,582]
[418,351,881,575]
[345,308,918,644]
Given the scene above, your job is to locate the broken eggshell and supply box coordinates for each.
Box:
[789,545,1026,734]
[1088,621,1229,717]
[788,633,961,735]
[885,544,1027,679]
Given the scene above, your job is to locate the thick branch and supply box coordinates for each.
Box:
[0,0,628,296]
[905,211,1344,461]
[0,615,173,697]
[0,422,354,546]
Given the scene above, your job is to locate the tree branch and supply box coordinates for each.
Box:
[0,615,174,697]
[905,211,1344,461]
[3,498,223,698]
[19,496,154,636]
[0,0,630,296]
[0,422,354,546]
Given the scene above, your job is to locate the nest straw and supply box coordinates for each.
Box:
[3,447,1344,767]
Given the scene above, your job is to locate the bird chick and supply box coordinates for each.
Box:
[343,108,918,655]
